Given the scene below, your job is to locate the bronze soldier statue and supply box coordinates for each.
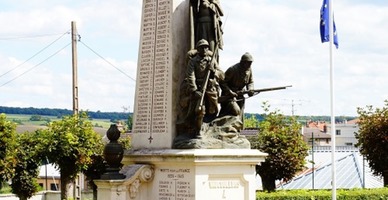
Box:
[179,39,223,136]
[190,0,224,52]
[219,52,255,121]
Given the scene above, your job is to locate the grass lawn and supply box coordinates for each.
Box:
[0,183,12,194]
[5,114,115,132]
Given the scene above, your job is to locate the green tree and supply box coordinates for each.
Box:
[29,115,42,121]
[11,132,41,200]
[254,102,308,192]
[127,114,133,131]
[43,112,103,200]
[356,100,388,186]
[83,154,105,200]
[244,114,260,128]
[0,113,17,189]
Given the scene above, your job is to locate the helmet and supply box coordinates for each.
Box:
[241,52,253,62]
[196,39,209,48]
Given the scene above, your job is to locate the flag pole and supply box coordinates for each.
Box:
[328,0,336,199]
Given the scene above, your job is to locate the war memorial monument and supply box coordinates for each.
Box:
[95,0,269,199]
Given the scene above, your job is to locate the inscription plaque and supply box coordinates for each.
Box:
[157,168,195,200]
[133,0,172,141]
[203,177,247,200]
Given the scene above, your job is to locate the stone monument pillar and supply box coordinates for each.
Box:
[95,0,268,200]
[131,0,190,149]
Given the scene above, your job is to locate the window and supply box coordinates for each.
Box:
[345,142,353,146]
[50,183,59,191]
[336,130,341,135]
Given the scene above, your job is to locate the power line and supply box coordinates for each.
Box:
[1,31,136,87]
[78,40,136,82]
[0,31,70,79]
[0,32,69,40]
[0,42,71,87]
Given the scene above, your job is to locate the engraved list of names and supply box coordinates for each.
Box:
[158,168,195,199]
[133,0,172,138]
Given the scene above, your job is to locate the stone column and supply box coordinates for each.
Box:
[131,0,190,149]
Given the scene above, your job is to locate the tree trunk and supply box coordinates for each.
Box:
[260,173,276,192]
[384,170,388,187]
[60,171,70,200]
[92,182,98,200]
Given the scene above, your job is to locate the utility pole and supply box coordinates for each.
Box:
[71,21,79,115]
[71,21,81,200]
[311,132,315,189]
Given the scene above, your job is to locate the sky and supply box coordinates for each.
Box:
[0,0,387,116]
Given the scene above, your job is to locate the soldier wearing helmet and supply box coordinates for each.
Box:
[178,39,224,136]
[219,52,255,121]
[196,38,209,47]
[241,52,254,62]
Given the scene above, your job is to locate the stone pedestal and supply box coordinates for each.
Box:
[95,164,155,200]
[95,149,266,200]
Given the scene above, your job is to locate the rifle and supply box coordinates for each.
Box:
[241,85,292,95]
[193,45,219,132]
[218,85,292,103]
[197,44,219,113]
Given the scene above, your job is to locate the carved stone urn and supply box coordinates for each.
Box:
[101,124,126,179]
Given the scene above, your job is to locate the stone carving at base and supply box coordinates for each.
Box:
[95,164,155,200]
[122,164,154,199]
[174,115,250,149]
[129,179,140,199]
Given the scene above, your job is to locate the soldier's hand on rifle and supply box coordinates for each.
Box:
[236,90,243,96]
[230,91,238,97]
[208,64,216,72]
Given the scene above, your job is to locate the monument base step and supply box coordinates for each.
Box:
[96,149,267,200]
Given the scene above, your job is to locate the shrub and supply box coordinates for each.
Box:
[256,188,388,200]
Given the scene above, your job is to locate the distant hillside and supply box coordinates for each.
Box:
[0,106,356,123]
[15,124,108,136]
[0,106,131,120]
[245,113,357,124]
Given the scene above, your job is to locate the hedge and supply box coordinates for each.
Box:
[256,188,388,200]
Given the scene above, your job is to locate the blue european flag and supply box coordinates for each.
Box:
[320,0,339,48]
